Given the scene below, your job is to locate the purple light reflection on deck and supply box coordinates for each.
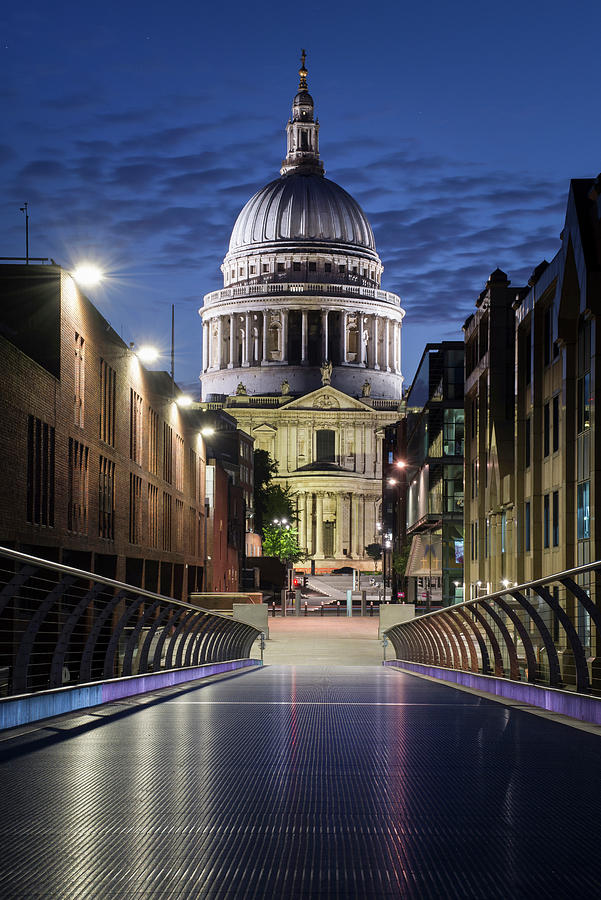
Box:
[384,659,601,726]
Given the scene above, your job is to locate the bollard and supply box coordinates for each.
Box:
[370,600,374,617]
[346,589,352,618]
[304,601,308,616]
[295,589,302,616]
[281,588,287,617]
[271,602,276,618]
[320,602,324,617]
[260,632,266,664]
[336,600,340,616]
[361,589,367,617]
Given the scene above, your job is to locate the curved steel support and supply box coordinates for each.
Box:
[49,581,107,688]
[80,590,128,682]
[479,600,520,680]
[439,611,470,671]
[471,604,505,676]
[494,595,538,684]
[533,585,590,693]
[102,594,146,679]
[455,608,492,675]
[436,613,463,669]
[138,605,172,672]
[509,590,562,687]
[122,600,162,677]
[152,609,183,671]
[13,576,75,693]
[164,610,198,670]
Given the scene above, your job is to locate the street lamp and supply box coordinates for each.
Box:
[134,345,160,364]
[72,263,103,287]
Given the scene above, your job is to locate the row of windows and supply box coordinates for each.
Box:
[225,257,379,285]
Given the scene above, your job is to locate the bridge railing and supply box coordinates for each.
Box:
[0,546,262,698]
[385,561,601,695]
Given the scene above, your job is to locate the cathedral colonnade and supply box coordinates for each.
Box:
[202,304,403,375]
[294,488,379,566]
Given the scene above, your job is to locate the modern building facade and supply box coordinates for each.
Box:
[199,56,405,570]
[0,263,212,600]
[384,343,464,608]
[464,173,601,636]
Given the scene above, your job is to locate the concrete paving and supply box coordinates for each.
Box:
[261,615,383,666]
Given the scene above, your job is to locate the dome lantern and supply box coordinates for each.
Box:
[281,50,324,177]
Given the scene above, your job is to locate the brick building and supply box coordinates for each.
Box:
[0,263,210,600]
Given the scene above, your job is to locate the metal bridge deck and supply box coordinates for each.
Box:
[0,665,599,898]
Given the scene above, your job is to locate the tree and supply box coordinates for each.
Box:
[253,449,279,535]
[365,542,382,571]
[264,484,295,527]
[262,523,305,566]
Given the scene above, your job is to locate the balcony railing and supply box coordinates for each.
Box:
[0,547,261,699]
[203,281,401,308]
[384,561,601,695]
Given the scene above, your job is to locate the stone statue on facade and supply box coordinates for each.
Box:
[320,360,332,385]
[361,380,371,397]
[281,379,290,395]
[235,381,247,395]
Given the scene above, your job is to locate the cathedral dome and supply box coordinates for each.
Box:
[228,172,376,254]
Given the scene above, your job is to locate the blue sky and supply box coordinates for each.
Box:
[2,0,601,393]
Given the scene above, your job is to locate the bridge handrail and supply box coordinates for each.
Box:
[0,546,262,699]
[384,560,601,695]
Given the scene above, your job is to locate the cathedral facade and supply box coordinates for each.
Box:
[199,56,405,571]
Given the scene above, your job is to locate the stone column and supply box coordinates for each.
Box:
[342,312,348,363]
[217,316,223,369]
[351,493,360,557]
[373,316,380,370]
[202,320,209,373]
[242,312,251,367]
[385,318,391,371]
[305,493,313,555]
[360,313,367,366]
[262,311,268,364]
[315,493,324,558]
[281,310,288,363]
[322,309,329,361]
[228,315,235,368]
[335,492,344,558]
[395,322,401,373]
[301,310,308,365]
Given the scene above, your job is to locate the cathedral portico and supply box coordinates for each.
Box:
[199,53,405,569]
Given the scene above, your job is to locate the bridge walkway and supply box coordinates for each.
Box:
[0,663,599,898]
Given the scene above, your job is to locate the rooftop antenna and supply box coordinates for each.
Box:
[19,202,29,264]
[171,303,175,398]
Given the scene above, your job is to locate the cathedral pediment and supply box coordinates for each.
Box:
[282,386,375,412]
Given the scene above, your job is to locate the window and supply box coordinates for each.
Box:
[262,263,269,273]
[27,416,55,526]
[162,491,172,551]
[552,490,559,547]
[249,265,256,275]
[524,327,531,386]
[577,482,590,540]
[525,417,531,468]
[148,484,159,548]
[443,408,464,456]
[99,359,116,445]
[543,494,550,548]
[175,434,184,491]
[175,499,184,550]
[148,408,159,476]
[68,439,88,534]
[129,473,142,544]
[98,456,115,540]
[577,372,591,433]
[525,501,531,552]
[316,429,335,462]
[130,389,143,465]
[277,262,285,272]
[163,423,173,484]
[308,261,316,272]
[543,402,550,457]
[338,264,345,273]
[74,333,85,427]
[324,263,331,273]
[293,262,301,271]
[470,397,478,439]
[501,512,506,554]
[552,395,559,452]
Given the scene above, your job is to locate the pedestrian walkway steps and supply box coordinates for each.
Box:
[0,665,599,898]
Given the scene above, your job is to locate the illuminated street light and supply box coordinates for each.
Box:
[200,426,215,437]
[501,578,511,588]
[135,345,159,364]
[176,395,193,407]
[72,263,103,287]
